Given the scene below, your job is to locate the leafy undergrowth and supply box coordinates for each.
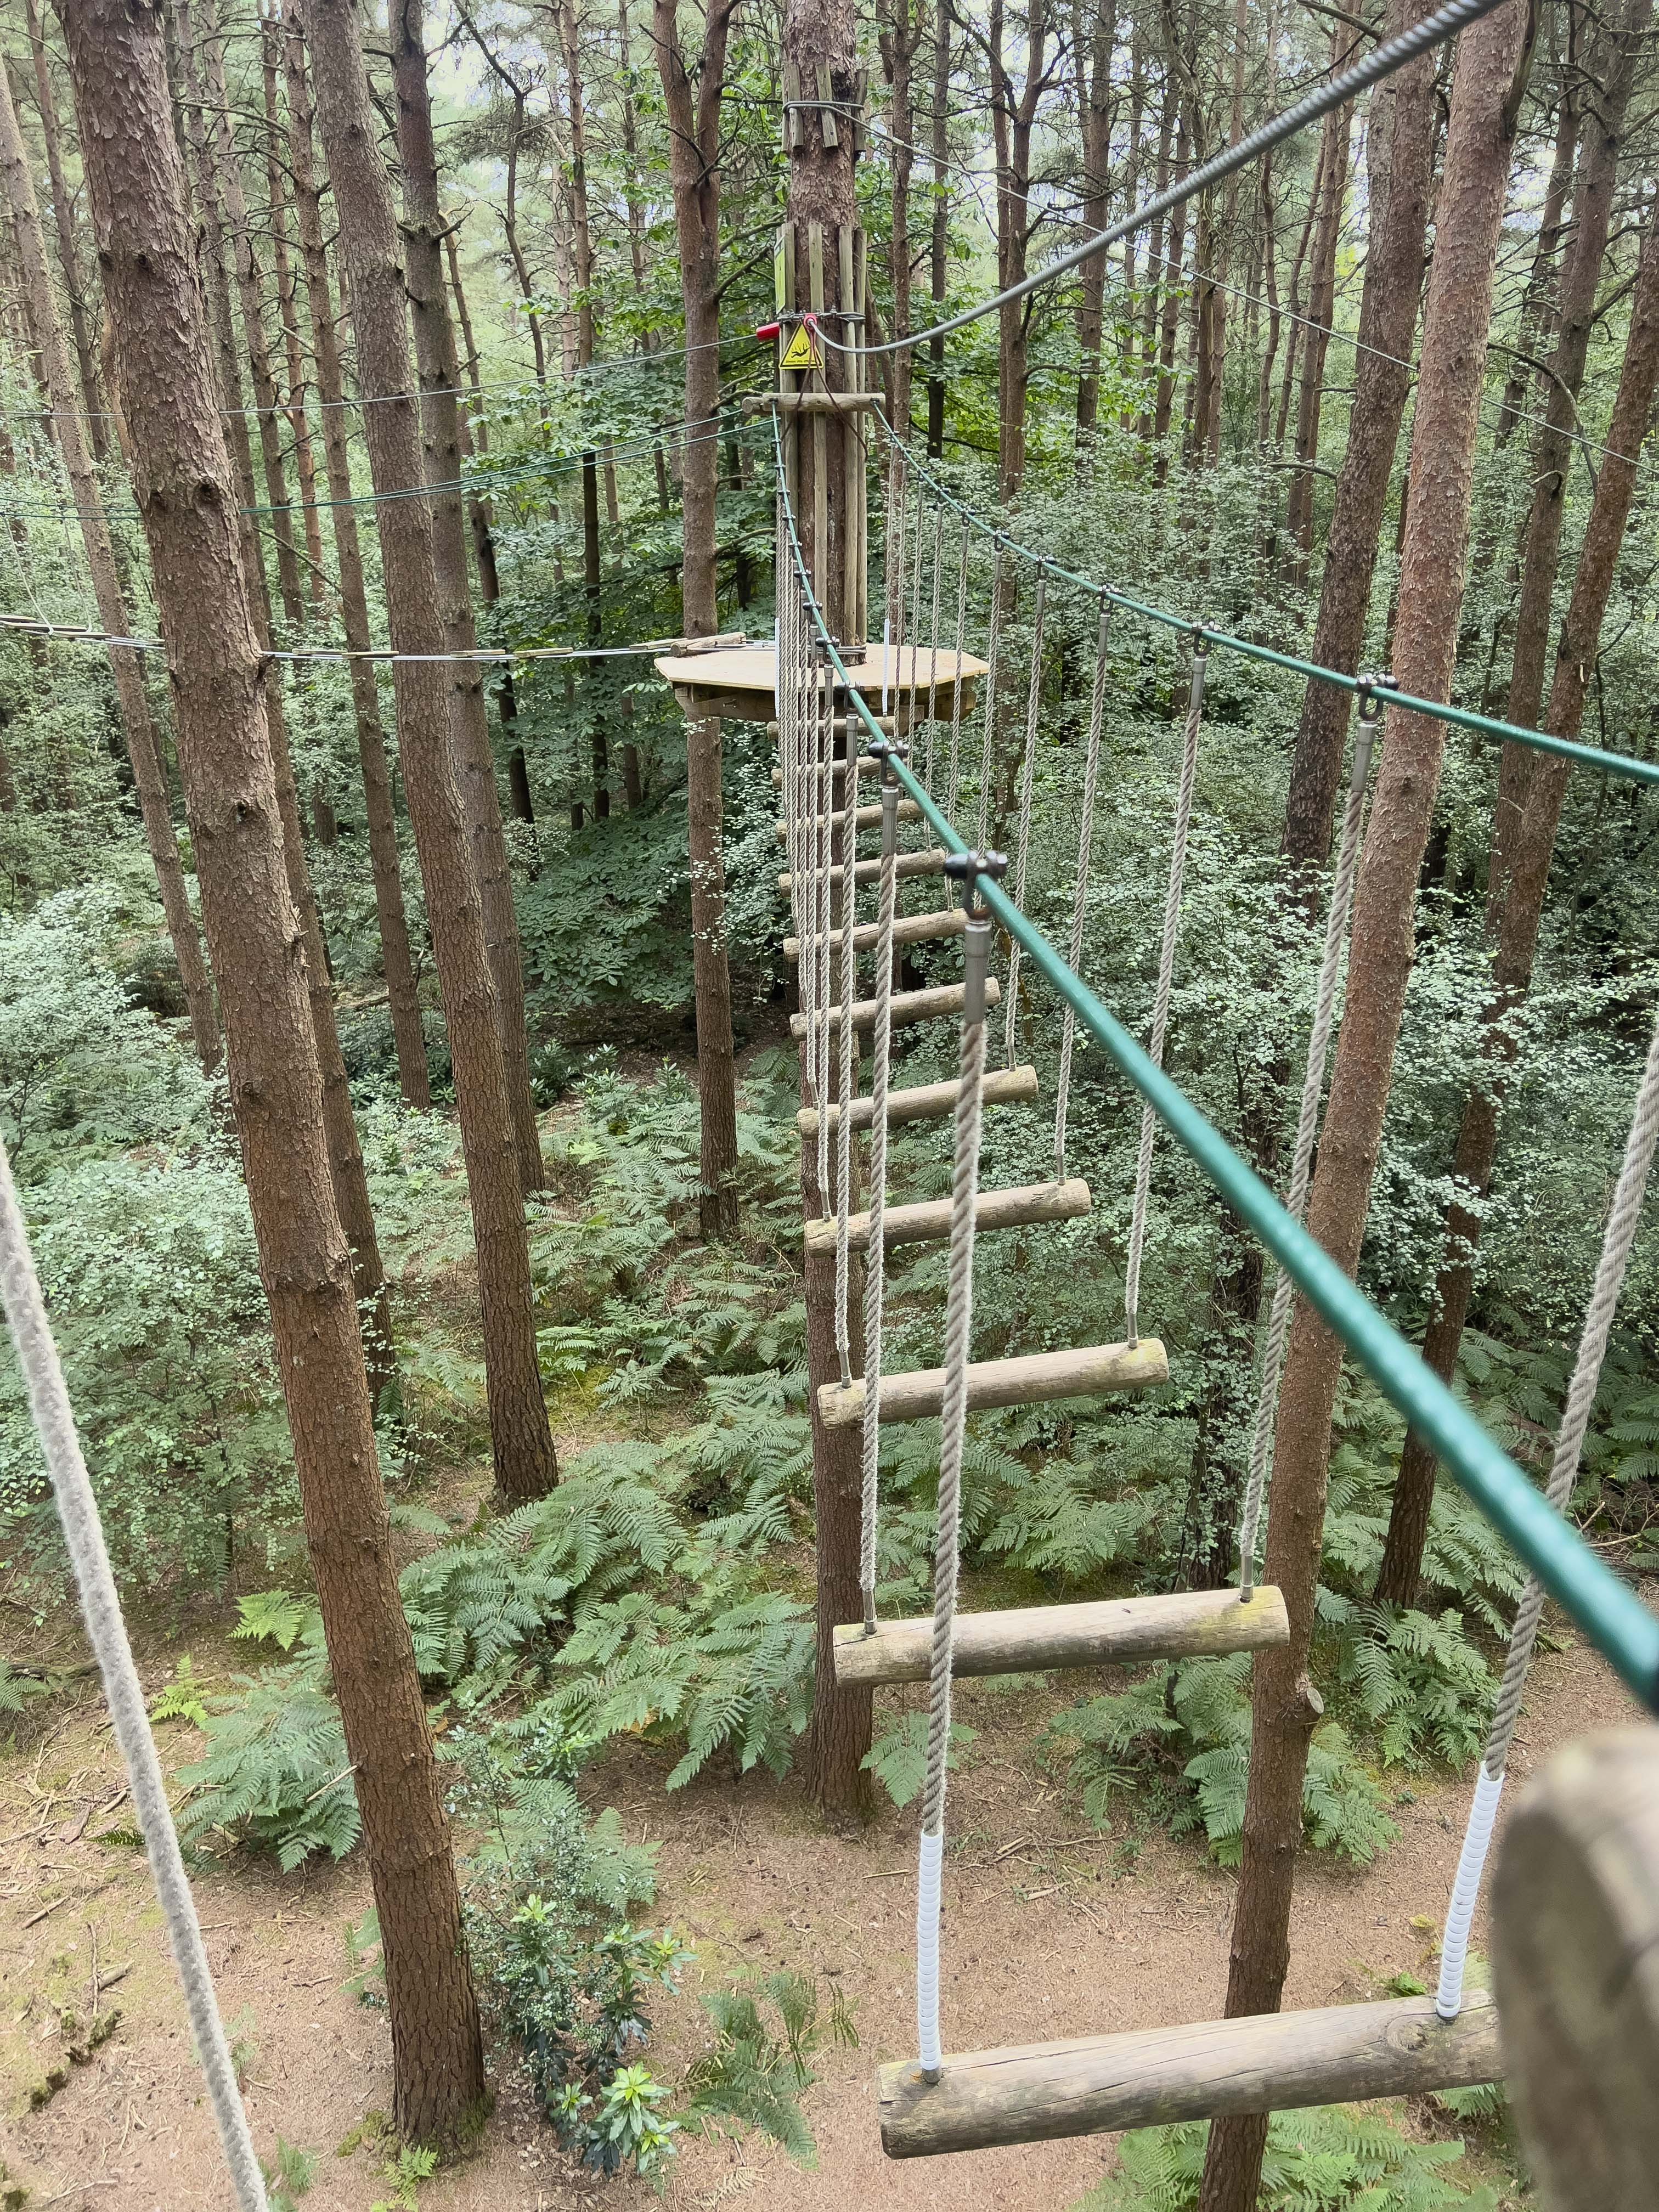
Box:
[1077,2105,1499,2211]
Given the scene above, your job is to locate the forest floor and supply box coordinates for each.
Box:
[0,1583,1640,2212]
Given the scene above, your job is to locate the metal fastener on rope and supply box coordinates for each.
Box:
[870,738,910,859]
[944,849,1008,1025]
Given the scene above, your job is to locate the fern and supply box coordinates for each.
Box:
[175,1652,358,1870]
[862,1710,979,1809]
[682,1970,857,2169]
[149,1654,212,1728]
[1078,2103,1498,2210]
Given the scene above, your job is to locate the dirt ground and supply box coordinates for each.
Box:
[0,1609,1641,2212]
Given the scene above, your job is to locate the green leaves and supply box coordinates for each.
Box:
[1081,2104,1498,2210]
[861,1710,978,1810]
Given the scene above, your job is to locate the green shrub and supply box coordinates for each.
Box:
[1077,2104,1498,2210]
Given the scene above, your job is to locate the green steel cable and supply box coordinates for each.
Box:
[769,410,1659,1710]
[876,412,1659,794]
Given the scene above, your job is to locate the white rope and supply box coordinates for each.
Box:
[888,450,909,716]
[905,472,926,736]
[833,698,860,1389]
[1003,570,1047,1071]
[915,863,996,2083]
[1236,701,1378,1595]
[923,501,945,791]
[974,551,1005,859]
[859,758,904,1630]
[813,654,835,1205]
[1055,602,1113,1182]
[1124,639,1208,1348]
[0,1135,269,2212]
[945,518,972,823]
[1436,995,1659,2019]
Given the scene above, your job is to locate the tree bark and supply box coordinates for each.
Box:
[1284,45,1351,578]
[926,0,949,456]
[1375,210,1659,1606]
[1197,7,1531,2206]
[21,0,106,456]
[307,0,557,1502]
[0,50,219,1072]
[54,0,484,2142]
[987,0,1048,501]
[879,0,918,437]
[1280,0,1437,876]
[1073,0,1113,447]
[284,3,431,1110]
[389,0,545,1193]
[1493,53,1578,446]
[655,0,741,1245]
[261,0,325,607]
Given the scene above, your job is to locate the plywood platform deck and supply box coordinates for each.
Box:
[654,640,986,726]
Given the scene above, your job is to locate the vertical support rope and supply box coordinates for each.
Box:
[906,475,927,737]
[887,447,908,719]
[916,871,995,2083]
[1236,701,1378,1597]
[946,518,971,823]
[813,653,834,1205]
[833,694,860,1388]
[1124,636,1208,1348]
[1003,569,1047,1073]
[859,754,904,1633]
[882,442,902,719]
[923,501,945,791]
[1436,995,1659,2021]
[975,550,1005,857]
[1055,601,1113,1182]
[0,1133,271,2212]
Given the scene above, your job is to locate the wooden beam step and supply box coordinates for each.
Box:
[804,1178,1091,1255]
[832,1584,1289,1687]
[774,799,922,840]
[819,1339,1168,1427]
[789,978,998,1040]
[784,907,967,961]
[778,849,946,893]
[772,757,882,785]
[798,1063,1036,1138]
[876,1991,1503,2159]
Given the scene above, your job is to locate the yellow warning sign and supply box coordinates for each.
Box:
[780,319,821,373]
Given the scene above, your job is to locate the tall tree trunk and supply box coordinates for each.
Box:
[1491,0,1650,890]
[54,0,484,2142]
[0,52,219,1071]
[389,0,546,1194]
[283,4,431,1111]
[656,0,741,1246]
[308,0,558,1502]
[1197,7,1531,2207]
[1073,0,1113,447]
[1493,46,1578,446]
[926,0,948,455]
[879,0,917,436]
[173,0,399,1411]
[1375,213,1659,1606]
[193,0,306,634]
[21,0,106,457]
[1284,50,1351,577]
[1280,0,1437,876]
[261,1,325,607]
[988,0,1048,502]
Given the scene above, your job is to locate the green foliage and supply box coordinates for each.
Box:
[1077,2106,1497,2210]
[148,1654,212,1728]
[262,2137,318,2212]
[369,2145,438,2212]
[682,1970,858,2168]
[1046,1653,1398,1866]
[861,1711,978,1811]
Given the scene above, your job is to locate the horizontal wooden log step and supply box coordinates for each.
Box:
[768,718,895,741]
[832,1584,1289,1687]
[804,1178,1091,1255]
[777,849,946,893]
[797,1063,1037,1138]
[772,757,882,785]
[789,978,998,1040]
[784,907,967,961]
[774,799,922,841]
[820,1338,1169,1427]
[877,1991,1502,2159]
[743,390,879,416]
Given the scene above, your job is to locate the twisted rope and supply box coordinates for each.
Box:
[946,518,971,823]
[1237,706,1376,1596]
[813,654,834,1204]
[887,448,908,717]
[882,443,904,716]
[859,780,902,1631]
[1436,996,1659,2019]
[1124,639,1208,1348]
[0,1134,270,2212]
[975,551,1005,857]
[923,501,945,790]
[916,979,990,2081]
[1055,602,1113,1182]
[1003,569,1047,1071]
[906,472,926,734]
[833,700,860,1389]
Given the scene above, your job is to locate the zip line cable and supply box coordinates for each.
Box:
[0,611,755,667]
[873,410,1659,792]
[819,0,1509,362]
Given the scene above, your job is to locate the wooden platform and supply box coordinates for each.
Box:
[819,1339,1169,1427]
[798,1064,1037,1139]
[832,1585,1289,1686]
[876,1991,1503,2158]
[656,641,985,728]
[804,1178,1091,1254]
[789,978,998,1039]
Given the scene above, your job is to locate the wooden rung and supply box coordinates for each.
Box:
[876,1991,1503,2159]
[832,1584,1289,1687]
[772,758,882,785]
[819,1339,1169,1427]
[784,907,967,961]
[797,1063,1036,1138]
[774,799,922,841]
[789,978,999,1040]
[768,719,895,741]
[804,1178,1091,1255]
[777,849,946,893]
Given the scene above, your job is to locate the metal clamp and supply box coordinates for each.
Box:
[1355,670,1397,723]
[869,737,910,859]
[943,849,1008,1024]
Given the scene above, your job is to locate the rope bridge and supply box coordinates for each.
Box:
[771,405,1659,2159]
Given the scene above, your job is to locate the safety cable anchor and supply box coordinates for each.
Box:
[868,736,911,855]
[1355,670,1398,721]
[943,849,1008,1025]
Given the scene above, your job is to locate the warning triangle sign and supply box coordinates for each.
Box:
[780,319,821,373]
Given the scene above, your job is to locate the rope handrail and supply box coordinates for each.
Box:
[768,409,1659,1712]
[873,411,1659,793]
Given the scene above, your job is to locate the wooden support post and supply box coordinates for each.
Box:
[1493,1725,1659,2212]
[876,1993,1502,2158]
